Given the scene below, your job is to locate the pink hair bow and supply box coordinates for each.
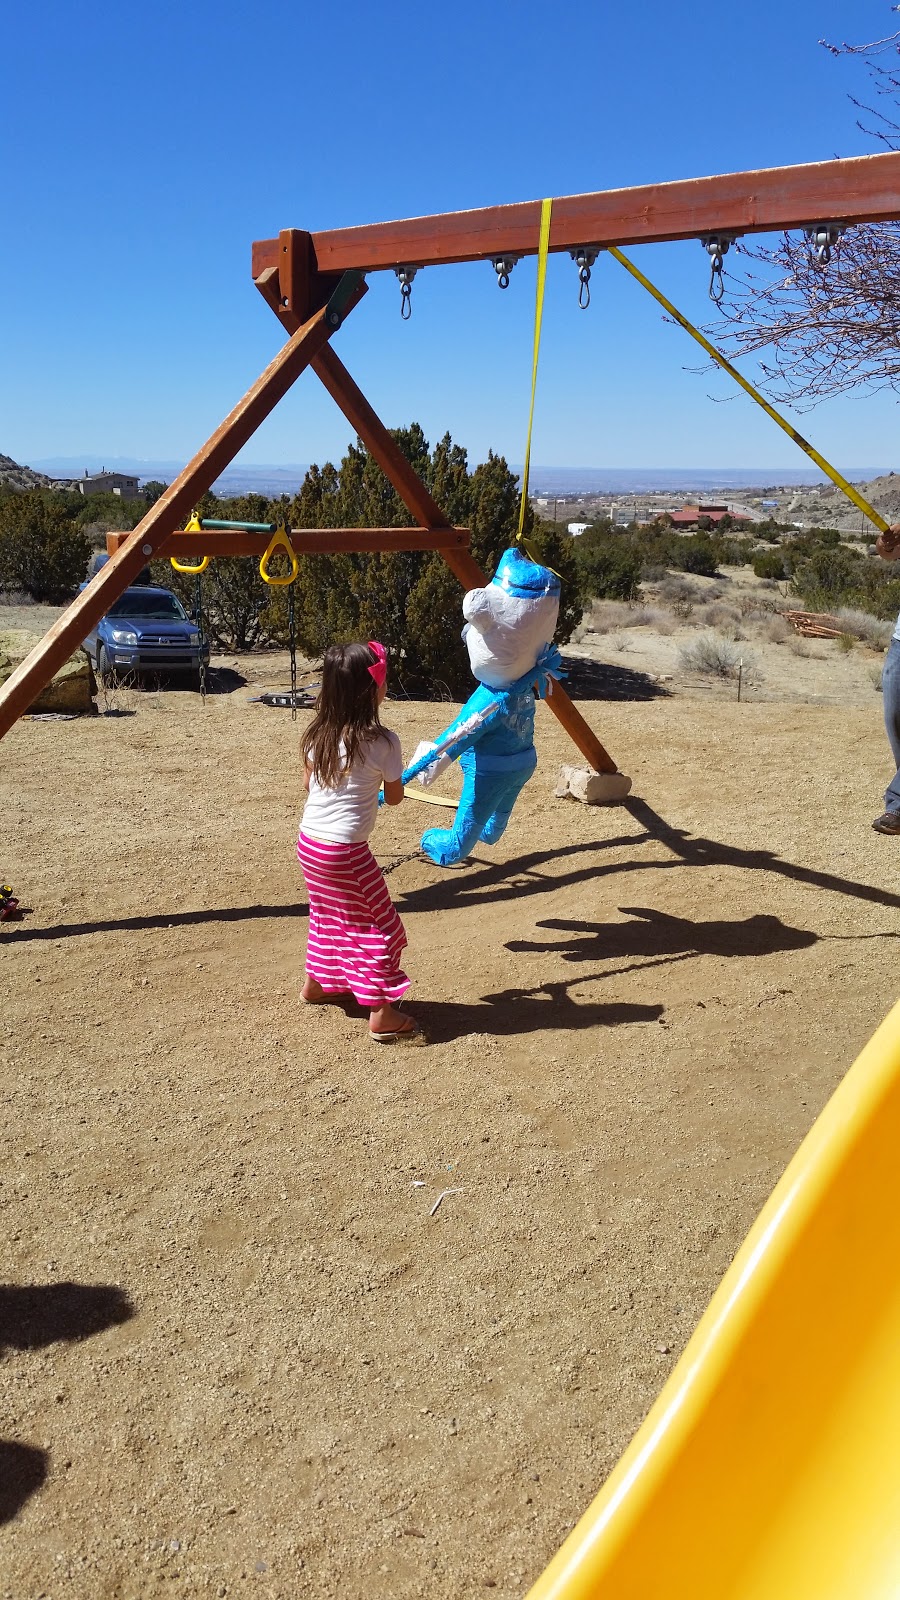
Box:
[367,640,387,686]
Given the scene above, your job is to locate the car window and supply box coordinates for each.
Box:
[107,593,188,620]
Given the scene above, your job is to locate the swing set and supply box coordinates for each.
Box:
[2,148,899,750]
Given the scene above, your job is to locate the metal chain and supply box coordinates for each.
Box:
[382,847,426,876]
[195,570,207,703]
[288,584,298,721]
[578,264,591,309]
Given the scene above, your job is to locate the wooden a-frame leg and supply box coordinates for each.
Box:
[0,279,365,740]
[311,345,620,775]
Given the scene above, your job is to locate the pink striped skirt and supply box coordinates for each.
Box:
[297,832,410,1007]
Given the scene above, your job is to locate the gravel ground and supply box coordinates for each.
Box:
[2,669,900,1598]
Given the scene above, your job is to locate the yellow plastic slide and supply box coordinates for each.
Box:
[526,998,900,1600]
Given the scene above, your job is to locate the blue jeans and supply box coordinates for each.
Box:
[883,636,900,813]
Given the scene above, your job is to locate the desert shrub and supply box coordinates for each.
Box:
[718,539,753,566]
[705,605,744,639]
[767,616,792,644]
[837,632,856,652]
[675,536,720,576]
[791,544,865,612]
[677,632,741,677]
[572,531,642,602]
[753,550,788,580]
[833,608,893,649]
[0,491,91,602]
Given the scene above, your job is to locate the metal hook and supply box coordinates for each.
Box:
[570,247,598,310]
[699,234,736,304]
[394,265,418,319]
[492,255,519,289]
[804,223,846,267]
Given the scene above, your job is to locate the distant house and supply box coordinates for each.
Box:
[667,503,750,529]
[568,522,589,536]
[63,469,141,500]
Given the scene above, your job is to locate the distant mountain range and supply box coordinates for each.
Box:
[25,455,895,498]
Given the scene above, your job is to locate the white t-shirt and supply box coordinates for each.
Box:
[301,729,403,844]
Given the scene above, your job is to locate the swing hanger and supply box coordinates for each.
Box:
[394,264,419,319]
[569,246,599,309]
[491,255,520,289]
[699,232,739,304]
[804,222,846,266]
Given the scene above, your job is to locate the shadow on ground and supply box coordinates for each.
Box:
[0,1282,133,1525]
[507,907,820,963]
[0,1441,47,1525]
[560,654,670,700]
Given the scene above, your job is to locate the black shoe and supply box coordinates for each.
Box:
[872,811,900,834]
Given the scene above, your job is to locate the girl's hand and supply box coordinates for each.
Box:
[383,778,405,806]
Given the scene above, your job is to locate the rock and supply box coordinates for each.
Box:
[555,765,633,804]
[0,629,96,715]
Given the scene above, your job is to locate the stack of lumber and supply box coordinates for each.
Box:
[781,610,845,640]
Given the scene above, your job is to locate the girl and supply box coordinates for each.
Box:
[297,640,418,1042]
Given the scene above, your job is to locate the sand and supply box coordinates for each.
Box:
[2,635,900,1598]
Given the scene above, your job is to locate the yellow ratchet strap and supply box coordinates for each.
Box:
[259,524,299,586]
[608,245,889,537]
[517,198,560,569]
[170,512,210,574]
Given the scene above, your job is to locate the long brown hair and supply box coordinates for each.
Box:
[301,642,384,786]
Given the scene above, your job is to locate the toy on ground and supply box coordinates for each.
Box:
[1,884,19,921]
[403,547,562,867]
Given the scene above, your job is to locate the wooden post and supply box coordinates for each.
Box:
[0,277,366,740]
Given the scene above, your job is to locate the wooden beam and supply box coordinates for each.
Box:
[252,151,900,275]
[277,229,342,322]
[106,526,472,558]
[0,277,366,740]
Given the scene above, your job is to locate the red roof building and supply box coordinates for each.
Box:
[667,504,750,527]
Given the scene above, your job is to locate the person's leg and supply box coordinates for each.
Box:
[881,636,900,816]
[420,750,503,867]
[479,764,535,845]
[301,975,349,1003]
[369,999,418,1038]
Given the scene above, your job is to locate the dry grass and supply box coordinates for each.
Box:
[833,609,893,650]
[677,633,743,678]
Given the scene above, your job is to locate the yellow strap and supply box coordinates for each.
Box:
[608,245,889,537]
[259,524,299,586]
[517,198,553,559]
[170,514,210,573]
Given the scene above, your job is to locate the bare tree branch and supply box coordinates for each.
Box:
[713,21,900,404]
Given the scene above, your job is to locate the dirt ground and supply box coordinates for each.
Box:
[3,625,900,1599]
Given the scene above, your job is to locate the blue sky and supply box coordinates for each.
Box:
[3,0,899,476]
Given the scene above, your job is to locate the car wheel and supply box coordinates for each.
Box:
[96,644,115,686]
